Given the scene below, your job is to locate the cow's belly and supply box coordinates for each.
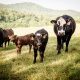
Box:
[18,40,29,46]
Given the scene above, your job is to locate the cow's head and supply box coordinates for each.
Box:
[50,17,71,36]
[34,33,47,47]
[29,33,35,43]
[9,35,17,42]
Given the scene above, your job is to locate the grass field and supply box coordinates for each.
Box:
[0,36,80,80]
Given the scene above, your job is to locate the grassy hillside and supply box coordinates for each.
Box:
[8,2,50,14]
[0,2,80,28]
[8,2,80,17]
[8,2,80,23]
[0,3,52,28]
[0,37,80,80]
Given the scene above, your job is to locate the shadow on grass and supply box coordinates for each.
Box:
[69,67,80,80]
[0,62,22,80]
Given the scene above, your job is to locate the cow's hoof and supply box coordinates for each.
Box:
[17,53,21,55]
[65,49,68,52]
[57,51,61,55]
[0,45,3,47]
[33,61,36,64]
[40,60,43,63]
[57,53,60,55]
[56,47,58,50]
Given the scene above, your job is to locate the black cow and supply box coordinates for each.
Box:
[33,29,48,63]
[50,15,76,54]
[0,28,4,47]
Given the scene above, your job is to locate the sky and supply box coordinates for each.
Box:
[0,0,80,12]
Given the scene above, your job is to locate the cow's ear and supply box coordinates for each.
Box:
[50,20,57,24]
[14,35,17,38]
[9,35,17,39]
[30,33,35,40]
[8,35,10,38]
[30,33,35,38]
[43,34,47,39]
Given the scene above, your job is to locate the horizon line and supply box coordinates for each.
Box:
[0,2,80,12]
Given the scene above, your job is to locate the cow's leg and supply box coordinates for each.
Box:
[0,43,3,47]
[33,48,37,63]
[0,41,4,47]
[40,52,44,62]
[17,45,22,54]
[61,40,64,49]
[65,36,71,52]
[8,40,10,46]
[39,46,46,62]
[18,46,22,54]
[40,50,45,62]
[29,44,32,53]
[57,36,61,54]
[16,47,19,53]
[4,41,7,48]
[61,43,64,49]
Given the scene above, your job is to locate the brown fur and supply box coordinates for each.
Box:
[10,33,35,54]
[3,29,14,47]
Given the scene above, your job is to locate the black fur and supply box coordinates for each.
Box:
[51,15,76,54]
[33,29,48,63]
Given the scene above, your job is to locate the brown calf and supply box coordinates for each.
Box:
[9,33,35,54]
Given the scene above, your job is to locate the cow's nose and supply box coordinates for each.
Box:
[37,43,41,46]
[58,30,65,36]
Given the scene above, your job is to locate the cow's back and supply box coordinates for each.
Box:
[35,29,48,35]
[17,35,32,45]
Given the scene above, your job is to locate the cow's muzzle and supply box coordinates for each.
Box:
[37,43,42,47]
[58,30,65,36]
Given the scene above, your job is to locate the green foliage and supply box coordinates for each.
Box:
[0,3,80,28]
[0,43,15,51]
[0,8,51,28]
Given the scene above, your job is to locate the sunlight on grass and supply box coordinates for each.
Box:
[0,46,33,61]
[13,64,35,74]
[51,59,64,65]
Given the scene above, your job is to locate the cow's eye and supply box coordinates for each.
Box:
[63,25,66,30]
[57,21,60,26]
[56,24,59,28]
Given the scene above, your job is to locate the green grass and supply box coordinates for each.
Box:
[0,43,15,51]
[0,37,80,80]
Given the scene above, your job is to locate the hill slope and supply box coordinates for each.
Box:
[0,2,80,28]
[8,2,53,15]
[8,2,80,17]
